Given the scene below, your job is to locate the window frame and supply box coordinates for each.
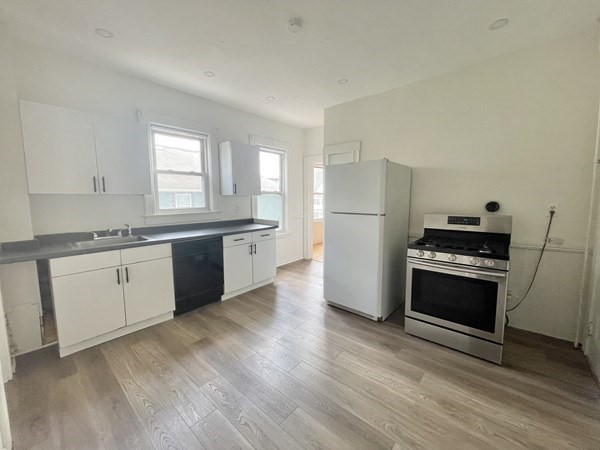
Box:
[255,146,287,233]
[313,165,324,222]
[149,124,212,215]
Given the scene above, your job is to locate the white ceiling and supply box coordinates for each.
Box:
[1,0,600,129]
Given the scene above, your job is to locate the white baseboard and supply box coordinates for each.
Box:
[221,279,273,301]
[59,312,173,357]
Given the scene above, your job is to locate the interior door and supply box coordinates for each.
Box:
[52,267,126,347]
[123,258,175,325]
[94,115,152,195]
[252,239,276,284]
[324,213,383,318]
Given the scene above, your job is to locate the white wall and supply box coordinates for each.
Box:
[324,29,600,341]
[10,38,305,266]
[0,24,28,387]
[0,27,33,242]
[304,126,324,156]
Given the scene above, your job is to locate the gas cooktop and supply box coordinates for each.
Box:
[407,214,512,271]
[409,234,509,260]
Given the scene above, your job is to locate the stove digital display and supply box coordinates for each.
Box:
[448,216,481,226]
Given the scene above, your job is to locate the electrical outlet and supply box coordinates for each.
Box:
[546,237,564,246]
[547,202,558,217]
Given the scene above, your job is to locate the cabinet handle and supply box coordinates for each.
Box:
[253,243,257,254]
[102,176,106,193]
[125,267,129,283]
[233,183,237,194]
[261,234,270,237]
[234,238,244,242]
[249,244,253,255]
[93,176,97,193]
[116,268,121,285]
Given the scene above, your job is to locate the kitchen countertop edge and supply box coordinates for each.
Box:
[0,222,277,265]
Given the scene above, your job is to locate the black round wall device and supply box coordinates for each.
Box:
[485,201,500,213]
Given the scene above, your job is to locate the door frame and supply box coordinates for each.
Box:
[304,155,323,259]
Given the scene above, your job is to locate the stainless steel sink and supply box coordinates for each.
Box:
[70,235,148,249]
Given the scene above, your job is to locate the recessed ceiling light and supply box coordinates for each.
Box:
[94,28,114,38]
[489,18,509,31]
[266,96,276,101]
[204,71,216,77]
[337,78,349,85]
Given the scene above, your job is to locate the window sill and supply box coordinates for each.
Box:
[143,210,225,226]
[143,210,221,218]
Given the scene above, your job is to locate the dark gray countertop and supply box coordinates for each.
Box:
[0,220,277,265]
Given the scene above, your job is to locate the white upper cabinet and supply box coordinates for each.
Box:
[19,100,151,195]
[20,100,98,194]
[94,115,151,195]
[219,141,261,196]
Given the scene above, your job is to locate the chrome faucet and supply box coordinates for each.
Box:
[118,224,132,237]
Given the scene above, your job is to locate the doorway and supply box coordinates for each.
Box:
[304,155,324,261]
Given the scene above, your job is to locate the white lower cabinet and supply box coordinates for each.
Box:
[123,257,175,325]
[50,244,175,356]
[223,230,276,298]
[223,244,254,293]
[252,239,277,284]
[52,267,126,348]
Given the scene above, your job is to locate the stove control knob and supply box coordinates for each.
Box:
[469,257,480,265]
[448,254,457,262]
[484,259,495,267]
[428,251,436,259]
[416,250,424,257]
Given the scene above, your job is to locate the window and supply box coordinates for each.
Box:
[256,147,286,231]
[313,166,324,220]
[150,125,210,213]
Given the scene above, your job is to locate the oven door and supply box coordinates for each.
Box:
[406,258,508,343]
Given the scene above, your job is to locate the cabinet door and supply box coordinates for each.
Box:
[219,141,260,196]
[123,257,175,325]
[252,239,276,284]
[20,100,98,194]
[52,267,126,348]
[231,143,261,195]
[223,244,253,293]
[94,115,152,195]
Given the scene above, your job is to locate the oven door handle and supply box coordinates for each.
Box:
[409,259,507,278]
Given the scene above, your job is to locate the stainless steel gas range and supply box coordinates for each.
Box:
[404,214,512,364]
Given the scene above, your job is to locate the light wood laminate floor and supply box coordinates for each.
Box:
[6,260,600,449]
[312,243,323,262]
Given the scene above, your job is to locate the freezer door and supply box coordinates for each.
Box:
[324,213,383,318]
[325,160,386,215]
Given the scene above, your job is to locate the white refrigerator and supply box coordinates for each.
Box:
[323,159,411,321]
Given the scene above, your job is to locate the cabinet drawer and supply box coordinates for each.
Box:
[51,250,121,277]
[252,230,276,242]
[121,244,171,265]
[223,233,252,248]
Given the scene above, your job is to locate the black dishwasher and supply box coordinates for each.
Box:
[172,238,224,315]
